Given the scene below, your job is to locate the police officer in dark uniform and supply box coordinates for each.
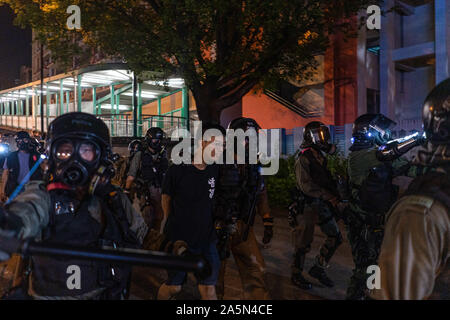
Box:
[371,78,449,300]
[0,131,43,202]
[0,112,149,299]
[293,121,343,289]
[125,128,168,232]
[214,117,273,300]
[346,113,424,300]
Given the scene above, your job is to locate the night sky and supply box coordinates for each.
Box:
[0,5,31,91]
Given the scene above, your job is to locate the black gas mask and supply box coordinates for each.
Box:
[16,137,31,152]
[145,128,164,153]
[50,138,102,188]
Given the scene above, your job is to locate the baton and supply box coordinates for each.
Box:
[0,236,206,273]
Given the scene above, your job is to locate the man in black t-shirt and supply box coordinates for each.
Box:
[157,123,225,300]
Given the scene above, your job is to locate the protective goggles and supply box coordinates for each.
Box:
[53,139,101,163]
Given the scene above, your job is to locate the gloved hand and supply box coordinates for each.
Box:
[0,207,22,261]
[262,217,274,245]
[0,231,16,262]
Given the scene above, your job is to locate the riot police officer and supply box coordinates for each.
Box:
[0,112,149,299]
[214,117,273,300]
[111,139,143,191]
[293,121,343,289]
[370,78,449,300]
[346,113,424,300]
[0,131,43,202]
[125,128,168,231]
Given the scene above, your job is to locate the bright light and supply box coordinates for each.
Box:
[100,104,132,111]
[122,92,157,99]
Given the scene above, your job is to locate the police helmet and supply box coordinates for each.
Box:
[46,112,111,187]
[128,139,143,155]
[301,121,334,153]
[145,127,165,151]
[423,78,450,145]
[350,114,396,151]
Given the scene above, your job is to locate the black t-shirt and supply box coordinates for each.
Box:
[162,163,219,248]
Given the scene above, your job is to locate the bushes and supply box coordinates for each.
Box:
[265,152,348,208]
[265,156,297,208]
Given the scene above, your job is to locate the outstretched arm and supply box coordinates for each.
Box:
[0,181,51,239]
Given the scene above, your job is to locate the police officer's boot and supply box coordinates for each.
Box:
[309,265,334,288]
[291,249,312,290]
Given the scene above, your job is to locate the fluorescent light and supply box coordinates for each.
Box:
[100,104,131,111]
[122,91,156,99]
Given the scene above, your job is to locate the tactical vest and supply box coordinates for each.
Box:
[5,151,43,197]
[357,162,398,215]
[140,151,166,187]
[30,189,139,299]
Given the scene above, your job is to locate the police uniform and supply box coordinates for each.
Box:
[293,146,342,284]
[370,78,450,300]
[345,113,425,300]
[0,113,183,300]
[346,147,419,299]
[370,170,449,299]
[215,163,272,300]
[127,149,168,231]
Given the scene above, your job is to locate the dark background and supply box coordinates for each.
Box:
[0,5,31,90]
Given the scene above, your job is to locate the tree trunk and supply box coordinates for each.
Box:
[192,85,222,124]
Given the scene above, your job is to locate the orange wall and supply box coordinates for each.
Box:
[241,90,333,130]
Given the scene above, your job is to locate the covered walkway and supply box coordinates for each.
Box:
[0,63,193,137]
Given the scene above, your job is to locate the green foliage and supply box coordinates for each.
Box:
[326,153,348,179]
[0,0,375,121]
[265,156,297,208]
[265,152,348,208]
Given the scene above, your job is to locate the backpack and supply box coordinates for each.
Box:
[358,163,399,215]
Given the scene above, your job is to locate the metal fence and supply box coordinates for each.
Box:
[98,114,193,138]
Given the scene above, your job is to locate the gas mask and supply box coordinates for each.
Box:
[16,138,31,152]
[50,138,102,188]
[148,138,162,153]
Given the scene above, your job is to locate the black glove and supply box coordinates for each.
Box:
[0,207,22,261]
[262,217,274,245]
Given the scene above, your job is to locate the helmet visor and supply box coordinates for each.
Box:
[310,126,331,145]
